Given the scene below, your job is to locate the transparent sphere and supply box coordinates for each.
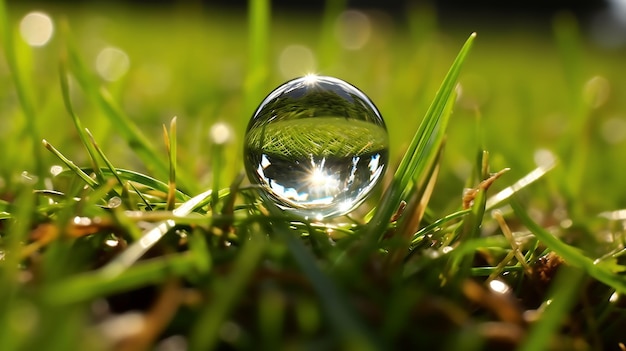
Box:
[244,75,389,219]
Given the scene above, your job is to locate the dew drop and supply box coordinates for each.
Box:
[244,75,388,219]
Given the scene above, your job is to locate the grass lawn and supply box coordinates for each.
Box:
[2,1,626,350]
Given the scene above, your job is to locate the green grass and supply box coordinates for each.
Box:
[245,117,388,158]
[2,1,626,350]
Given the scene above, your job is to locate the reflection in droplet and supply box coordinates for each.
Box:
[20,11,54,47]
[334,10,372,50]
[96,47,130,82]
[278,44,316,79]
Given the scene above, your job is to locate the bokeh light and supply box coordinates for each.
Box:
[601,117,626,144]
[96,46,130,82]
[334,10,371,50]
[19,11,54,47]
[209,122,234,145]
[278,45,316,79]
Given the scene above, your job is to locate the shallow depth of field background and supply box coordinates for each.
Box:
[2,0,626,217]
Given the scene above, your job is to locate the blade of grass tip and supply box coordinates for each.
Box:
[244,0,270,114]
[100,187,215,277]
[163,117,177,211]
[511,198,626,293]
[59,62,105,184]
[0,0,44,187]
[85,128,123,191]
[43,140,98,189]
[188,234,265,351]
[268,208,377,349]
[59,21,197,194]
[364,33,476,245]
[517,265,586,351]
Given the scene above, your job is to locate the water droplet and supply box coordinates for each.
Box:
[244,75,388,219]
[107,196,122,209]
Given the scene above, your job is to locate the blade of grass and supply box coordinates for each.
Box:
[517,265,586,351]
[364,33,476,246]
[269,208,378,349]
[100,187,214,277]
[486,158,557,211]
[0,184,36,350]
[553,13,592,206]
[386,142,444,267]
[60,168,190,201]
[59,20,197,194]
[128,182,154,211]
[163,117,177,211]
[188,234,265,350]
[408,208,470,248]
[317,0,347,69]
[44,252,200,304]
[43,140,99,189]
[0,0,44,187]
[85,128,124,196]
[244,0,270,114]
[511,198,626,293]
[59,62,105,184]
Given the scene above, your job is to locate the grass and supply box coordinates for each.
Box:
[245,118,388,158]
[2,1,626,350]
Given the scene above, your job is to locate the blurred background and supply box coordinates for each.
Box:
[1,0,626,216]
